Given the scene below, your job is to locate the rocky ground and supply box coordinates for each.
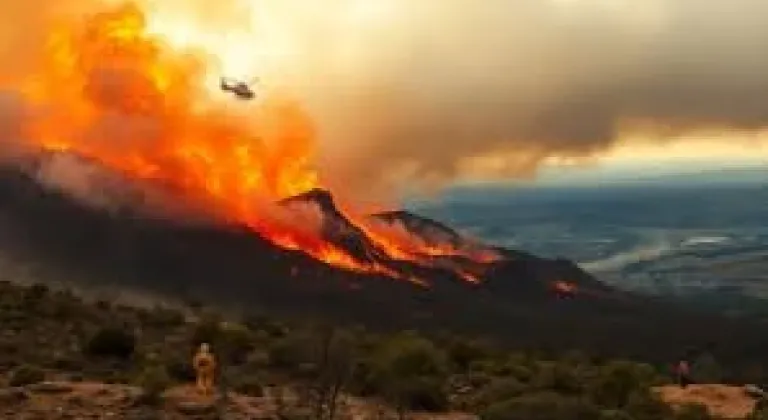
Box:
[0,380,478,419]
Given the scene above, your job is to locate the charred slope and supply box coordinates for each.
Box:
[278,189,478,288]
[369,210,611,294]
[279,189,390,264]
[371,210,470,250]
[0,164,767,367]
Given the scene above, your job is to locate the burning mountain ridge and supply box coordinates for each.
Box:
[0,152,612,313]
[1,1,503,285]
[0,152,605,303]
[4,159,768,370]
[0,1,617,314]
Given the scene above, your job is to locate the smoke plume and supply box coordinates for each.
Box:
[3,0,768,204]
[259,0,768,199]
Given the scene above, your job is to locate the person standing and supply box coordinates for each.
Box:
[193,343,216,396]
[676,359,692,388]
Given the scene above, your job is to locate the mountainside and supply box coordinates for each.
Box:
[0,160,767,367]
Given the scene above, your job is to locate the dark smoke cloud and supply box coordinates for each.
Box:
[281,0,768,200]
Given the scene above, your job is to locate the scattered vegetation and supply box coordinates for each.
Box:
[134,364,173,406]
[0,280,765,419]
[85,325,137,360]
[8,364,45,387]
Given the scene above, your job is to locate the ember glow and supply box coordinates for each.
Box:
[4,1,498,284]
[552,280,578,296]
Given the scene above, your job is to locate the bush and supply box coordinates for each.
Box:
[146,306,185,328]
[244,315,287,338]
[369,332,450,412]
[533,362,583,395]
[191,316,222,347]
[191,317,254,364]
[85,326,136,359]
[268,333,316,369]
[623,390,674,420]
[372,333,448,380]
[231,375,264,397]
[9,364,45,387]
[480,392,601,420]
[466,371,494,389]
[675,403,713,420]
[470,378,528,409]
[218,323,255,364]
[135,365,173,406]
[396,376,449,412]
[599,409,634,420]
[587,361,656,409]
[447,339,491,372]
[750,404,768,420]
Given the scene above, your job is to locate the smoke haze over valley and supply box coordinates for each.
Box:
[411,167,768,308]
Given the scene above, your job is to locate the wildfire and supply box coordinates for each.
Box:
[6,2,495,285]
[552,280,578,296]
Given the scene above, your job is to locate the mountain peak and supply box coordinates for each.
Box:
[281,188,335,209]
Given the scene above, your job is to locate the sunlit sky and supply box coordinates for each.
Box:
[567,133,768,168]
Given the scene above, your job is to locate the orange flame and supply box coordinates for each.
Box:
[552,280,578,295]
[6,2,492,286]
[354,218,501,281]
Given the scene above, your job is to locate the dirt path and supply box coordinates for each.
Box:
[0,380,477,419]
[654,384,758,419]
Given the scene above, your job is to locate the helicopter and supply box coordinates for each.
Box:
[219,76,259,100]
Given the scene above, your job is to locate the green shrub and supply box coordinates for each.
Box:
[533,362,583,395]
[85,326,136,359]
[191,316,222,346]
[244,315,287,338]
[466,371,494,389]
[623,390,674,420]
[218,323,255,364]
[749,404,768,420]
[675,403,713,420]
[146,307,185,328]
[368,332,450,412]
[268,333,316,369]
[9,364,45,387]
[480,392,601,420]
[231,375,264,397]
[135,365,173,406]
[599,409,634,420]
[372,333,448,380]
[395,376,449,412]
[470,378,528,409]
[447,339,491,372]
[587,361,656,408]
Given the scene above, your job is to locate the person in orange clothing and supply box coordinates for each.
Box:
[192,342,216,396]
